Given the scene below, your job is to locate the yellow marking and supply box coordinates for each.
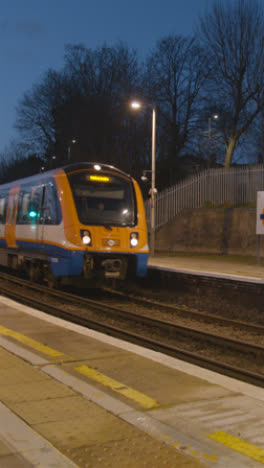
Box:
[208,431,264,464]
[190,450,198,456]
[0,324,64,357]
[75,364,159,409]
[203,452,218,462]
[172,442,217,462]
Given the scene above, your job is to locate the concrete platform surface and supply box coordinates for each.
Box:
[148,253,264,282]
[0,296,264,467]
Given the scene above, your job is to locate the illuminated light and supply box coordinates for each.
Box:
[130,232,139,248]
[131,237,138,247]
[94,164,101,171]
[82,235,91,245]
[90,175,109,182]
[81,229,92,246]
[131,101,141,109]
[122,209,128,215]
[28,211,39,218]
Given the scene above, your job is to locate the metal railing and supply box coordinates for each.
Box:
[145,165,264,230]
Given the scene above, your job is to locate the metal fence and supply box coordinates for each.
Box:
[145,165,264,230]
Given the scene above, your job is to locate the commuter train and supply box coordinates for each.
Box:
[0,163,149,286]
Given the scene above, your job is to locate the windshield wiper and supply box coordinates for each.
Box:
[103,224,112,231]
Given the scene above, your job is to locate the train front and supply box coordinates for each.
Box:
[65,164,149,282]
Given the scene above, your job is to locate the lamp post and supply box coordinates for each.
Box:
[208,115,219,168]
[208,114,219,139]
[131,101,157,256]
[68,139,76,161]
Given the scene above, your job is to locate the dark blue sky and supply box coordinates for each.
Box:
[1,0,211,153]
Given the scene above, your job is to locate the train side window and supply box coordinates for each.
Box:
[31,186,43,221]
[17,190,32,224]
[17,184,41,224]
[43,182,61,225]
[17,180,61,225]
[0,193,7,224]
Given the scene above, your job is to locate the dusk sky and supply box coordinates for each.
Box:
[0,0,212,154]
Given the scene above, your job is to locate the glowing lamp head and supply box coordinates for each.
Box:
[130,232,139,248]
[81,230,92,246]
[82,235,91,245]
[131,101,141,110]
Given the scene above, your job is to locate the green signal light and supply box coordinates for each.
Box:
[28,211,39,218]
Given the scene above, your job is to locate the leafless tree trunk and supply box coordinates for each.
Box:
[198,0,264,167]
[143,34,209,184]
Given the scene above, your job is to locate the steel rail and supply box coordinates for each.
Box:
[0,274,263,387]
[104,287,264,335]
[1,272,263,340]
[0,272,263,355]
[0,281,264,388]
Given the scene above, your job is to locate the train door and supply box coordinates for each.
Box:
[6,186,20,248]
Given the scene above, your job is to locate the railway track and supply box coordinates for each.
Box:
[0,272,263,387]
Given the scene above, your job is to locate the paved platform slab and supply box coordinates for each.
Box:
[0,296,264,467]
[148,253,264,282]
[0,350,206,468]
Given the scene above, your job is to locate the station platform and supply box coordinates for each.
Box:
[148,253,264,283]
[1,296,264,467]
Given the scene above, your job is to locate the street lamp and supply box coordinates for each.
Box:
[68,139,77,161]
[130,100,157,256]
[208,114,219,139]
[208,115,219,167]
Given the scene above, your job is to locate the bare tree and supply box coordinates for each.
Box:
[61,42,143,169]
[0,140,43,182]
[143,35,209,185]
[198,0,264,167]
[15,43,147,176]
[15,70,69,158]
[64,42,139,99]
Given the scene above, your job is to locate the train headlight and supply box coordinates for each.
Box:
[81,230,92,246]
[130,232,139,248]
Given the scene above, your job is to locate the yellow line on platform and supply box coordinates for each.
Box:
[75,364,159,409]
[207,431,264,464]
[0,324,64,357]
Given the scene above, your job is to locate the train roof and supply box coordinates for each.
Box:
[63,163,131,178]
[0,162,132,189]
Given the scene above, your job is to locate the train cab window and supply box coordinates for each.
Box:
[68,171,136,226]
